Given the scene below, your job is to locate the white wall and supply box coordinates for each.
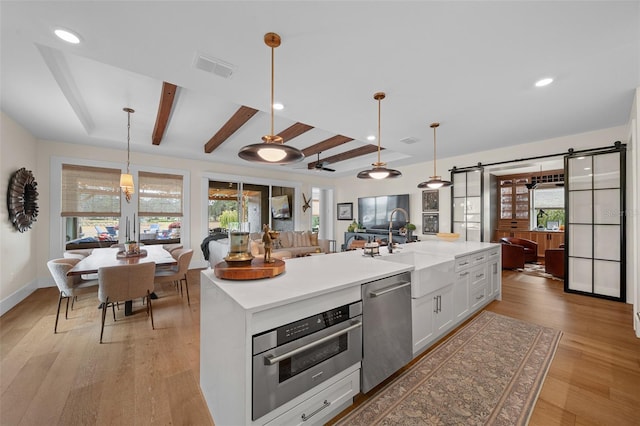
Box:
[1,112,38,314]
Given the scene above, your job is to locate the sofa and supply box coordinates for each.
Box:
[208,230,329,267]
[500,237,538,263]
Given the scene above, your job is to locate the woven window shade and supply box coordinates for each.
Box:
[138,171,183,217]
[61,164,121,217]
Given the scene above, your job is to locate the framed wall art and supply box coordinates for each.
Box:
[337,202,353,220]
[422,190,439,212]
[422,213,439,234]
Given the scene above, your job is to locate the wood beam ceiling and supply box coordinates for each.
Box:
[301,135,354,158]
[204,106,259,153]
[152,82,177,145]
[277,122,314,142]
[307,144,381,169]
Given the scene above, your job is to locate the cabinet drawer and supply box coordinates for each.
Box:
[454,255,472,272]
[265,369,360,426]
[487,247,500,260]
[469,264,488,289]
[470,284,488,309]
[470,251,488,265]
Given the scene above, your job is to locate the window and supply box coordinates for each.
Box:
[138,171,183,243]
[62,164,121,248]
[532,187,565,229]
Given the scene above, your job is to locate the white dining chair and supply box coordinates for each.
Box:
[97,262,156,343]
[47,258,99,333]
[154,248,193,305]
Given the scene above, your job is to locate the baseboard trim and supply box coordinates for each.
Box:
[0,278,39,316]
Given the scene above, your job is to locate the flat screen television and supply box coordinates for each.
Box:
[271,195,290,219]
[358,194,409,230]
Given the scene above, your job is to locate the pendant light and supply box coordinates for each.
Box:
[357,92,402,179]
[417,122,452,189]
[120,107,135,202]
[238,32,304,164]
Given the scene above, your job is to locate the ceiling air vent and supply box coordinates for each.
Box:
[193,52,237,79]
[399,137,419,145]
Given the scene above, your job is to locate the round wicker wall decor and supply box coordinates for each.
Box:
[7,167,39,233]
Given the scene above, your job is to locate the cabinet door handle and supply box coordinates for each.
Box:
[301,400,331,422]
[434,296,438,313]
[369,281,411,297]
[476,294,485,301]
[265,320,362,365]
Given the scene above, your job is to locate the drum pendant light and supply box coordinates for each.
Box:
[238,33,304,164]
[417,122,452,189]
[120,107,135,202]
[357,92,402,179]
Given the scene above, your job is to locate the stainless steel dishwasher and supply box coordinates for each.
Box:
[361,271,412,393]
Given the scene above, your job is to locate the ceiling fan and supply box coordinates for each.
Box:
[313,152,335,172]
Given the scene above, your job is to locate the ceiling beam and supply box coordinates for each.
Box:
[204,105,259,153]
[277,122,314,143]
[152,82,178,145]
[302,135,354,158]
[307,144,381,169]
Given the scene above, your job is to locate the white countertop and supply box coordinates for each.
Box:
[201,250,412,313]
[201,240,499,313]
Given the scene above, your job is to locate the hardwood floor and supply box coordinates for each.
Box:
[1,269,638,425]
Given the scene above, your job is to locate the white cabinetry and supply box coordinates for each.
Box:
[264,369,360,426]
[411,245,501,358]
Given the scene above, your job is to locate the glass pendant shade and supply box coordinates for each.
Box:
[417,122,452,189]
[120,107,135,203]
[238,33,304,165]
[357,92,402,179]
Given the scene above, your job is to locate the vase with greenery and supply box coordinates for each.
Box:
[406,223,416,241]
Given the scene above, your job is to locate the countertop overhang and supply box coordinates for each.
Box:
[201,240,499,313]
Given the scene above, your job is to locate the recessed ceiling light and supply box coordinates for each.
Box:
[535,77,553,87]
[54,28,81,44]
[273,103,284,110]
[367,135,376,141]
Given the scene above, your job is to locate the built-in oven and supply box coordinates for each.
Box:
[252,300,363,421]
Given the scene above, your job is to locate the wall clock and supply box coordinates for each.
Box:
[7,167,39,233]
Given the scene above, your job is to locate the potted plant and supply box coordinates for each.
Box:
[406,223,416,241]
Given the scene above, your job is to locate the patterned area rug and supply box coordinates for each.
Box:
[335,311,562,426]
[521,263,563,281]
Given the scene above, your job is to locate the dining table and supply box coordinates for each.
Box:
[67,245,177,315]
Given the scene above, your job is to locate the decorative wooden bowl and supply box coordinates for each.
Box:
[436,233,460,242]
[214,258,285,280]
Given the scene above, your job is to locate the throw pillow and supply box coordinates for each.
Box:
[279,232,292,248]
[310,232,319,246]
[250,239,264,256]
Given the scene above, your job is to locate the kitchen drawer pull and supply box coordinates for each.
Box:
[459,261,469,266]
[476,294,485,300]
[370,281,411,297]
[459,272,469,277]
[475,256,485,261]
[301,400,331,422]
[476,274,484,279]
[265,320,362,366]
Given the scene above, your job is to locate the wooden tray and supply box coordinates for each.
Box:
[116,249,148,259]
[214,258,285,280]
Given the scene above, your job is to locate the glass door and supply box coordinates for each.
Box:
[452,168,483,241]
[565,145,626,301]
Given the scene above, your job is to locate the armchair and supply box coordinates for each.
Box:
[500,237,538,263]
[501,243,525,270]
[545,245,565,279]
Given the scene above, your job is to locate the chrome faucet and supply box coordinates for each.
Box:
[388,207,408,254]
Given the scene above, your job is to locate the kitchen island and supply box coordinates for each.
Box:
[200,240,500,425]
